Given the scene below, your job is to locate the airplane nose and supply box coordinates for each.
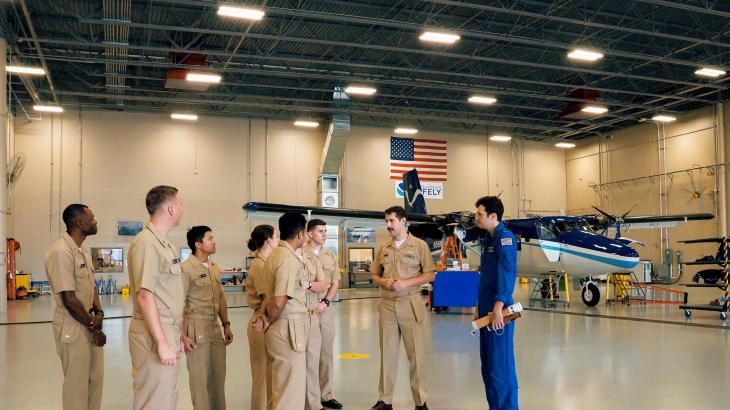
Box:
[617,244,639,259]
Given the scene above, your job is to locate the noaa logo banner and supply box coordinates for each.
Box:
[395,181,443,199]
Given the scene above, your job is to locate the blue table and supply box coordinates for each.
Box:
[432,270,480,308]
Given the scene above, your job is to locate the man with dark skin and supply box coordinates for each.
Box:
[44,204,106,410]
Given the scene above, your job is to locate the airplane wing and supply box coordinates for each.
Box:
[242,202,433,227]
[586,212,714,231]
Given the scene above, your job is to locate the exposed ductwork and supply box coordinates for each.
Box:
[319,88,351,175]
[103,0,131,106]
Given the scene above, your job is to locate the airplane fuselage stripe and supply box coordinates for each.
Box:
[521,241,638,269]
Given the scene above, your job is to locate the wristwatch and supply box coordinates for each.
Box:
[307,281,313,290]
[222,321,231,327]
[320,298,331,307]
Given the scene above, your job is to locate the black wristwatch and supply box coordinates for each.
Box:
[222,321,231,327]
[88,307,104,317]
[320,298,331,307]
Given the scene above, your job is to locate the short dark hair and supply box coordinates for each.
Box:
[475,196,504,221]
[247,224,275,251]
[279,212,307,241]
[384,206,407,221]
[145,185,178,215]
[62,204,88,230]
[307,218,327,232]
[187,226,211,252]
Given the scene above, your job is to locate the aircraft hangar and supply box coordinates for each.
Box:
[1,1,730,409]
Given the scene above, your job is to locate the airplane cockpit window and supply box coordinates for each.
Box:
[537,223,558,241]
[553,219,593,233]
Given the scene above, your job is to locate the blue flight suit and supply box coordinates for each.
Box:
[478,222,519,410]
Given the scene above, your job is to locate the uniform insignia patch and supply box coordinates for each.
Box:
[199,273,208,279]
[171,258,180,264]
[501,238,513,246]
[403,254,416,260]
[487,247,495,253]
[80,263,86,269]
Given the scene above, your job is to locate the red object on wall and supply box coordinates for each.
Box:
[6,238,20,300]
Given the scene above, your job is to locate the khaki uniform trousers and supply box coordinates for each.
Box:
[378,293,428,406]
[319,307,336,401]
[53,311,104,410]
[247,313,271,410]
[305,312,322,410]
[266,314,309,410]
[128,313,182,410]
[184,315,227,410]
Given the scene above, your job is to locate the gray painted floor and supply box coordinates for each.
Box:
[1,285,729,409]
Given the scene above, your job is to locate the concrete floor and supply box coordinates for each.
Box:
[1,285,729,409]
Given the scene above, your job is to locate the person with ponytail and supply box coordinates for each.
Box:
[246,225,279,410]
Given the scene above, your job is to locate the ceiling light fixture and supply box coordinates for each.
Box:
[394,128,418,135]
[695,67,726,78]
[581,105,609,114]
[185,72,222,83]
[217,5,265,21]
[567,49,604,62]
[344,86,377,96]
[490,135,512,142]
[652,115,676,123]
[33,105,63,113]
[6,65,46,75]
[555,142,576,148]
[171,113,198,121]
[294,120,319,128]
[419,31,460,44]
[468,95,497,105]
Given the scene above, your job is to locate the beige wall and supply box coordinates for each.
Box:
[566,105,726,281]
[12,110,567,284]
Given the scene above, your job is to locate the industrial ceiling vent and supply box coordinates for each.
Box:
[559,89,603,120]
[165,53,213,91]
[318,175,340,208]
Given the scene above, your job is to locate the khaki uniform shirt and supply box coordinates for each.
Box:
[371,233,436,297]
[314,246,340,285]
[263,242,307,318]
[302,246,327,309]
[127,222,184,319]
[44,233,96,316]
[246,254,267,313]
[181,256,224,318]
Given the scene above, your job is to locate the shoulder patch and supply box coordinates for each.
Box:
[500,237,513,246]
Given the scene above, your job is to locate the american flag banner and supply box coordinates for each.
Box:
[390,136,448,181]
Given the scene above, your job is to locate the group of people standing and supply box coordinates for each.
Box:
[43,183,519,410]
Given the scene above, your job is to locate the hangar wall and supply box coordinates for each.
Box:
[566,104,729,283]
[11,109,566,284]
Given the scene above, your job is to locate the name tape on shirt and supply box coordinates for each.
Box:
[500,237,513,246]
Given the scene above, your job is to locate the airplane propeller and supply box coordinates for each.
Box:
[591,204,639,237]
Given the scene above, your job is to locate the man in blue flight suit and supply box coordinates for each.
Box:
[474,196,518,410]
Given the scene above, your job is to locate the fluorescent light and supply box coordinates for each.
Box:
[394,128,418,135]
[468,95,497,105]
[217,5,265,20]
[555,142,576,149]
[581,105,608,114]
[344,86,376,96]
[33,105,63,113]
[567,49,604,62]
[6,65,46,75]
[490,135,512,142]
[419,31,460,44]
[171,113,198,121]
[186,72,222,83]
[695,67,726,78]
[294,120,319,128]
[652,114,676,123]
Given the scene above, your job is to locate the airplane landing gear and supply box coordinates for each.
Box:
[582,282,600,307]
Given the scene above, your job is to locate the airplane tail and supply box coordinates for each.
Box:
[403,169,428,215]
